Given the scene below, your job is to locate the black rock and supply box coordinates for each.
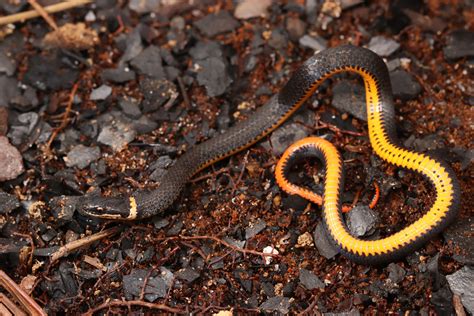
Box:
[118,28,144,64]
[299,268,325,290]
[313,221,340,259]
[176,268,200,283]
[443,30,474,60]
[245,219,267,239]
[130,45,166,79]
[132,115,158,134]
[196,57,233,97]
[102,65,136,83]
[118,97,142,119]
[431,285,454,315]
[194,11,239,37]
[389,70,422,101]
[23,54,79,91]
[10,85,39,112]
[140,79,178,113]
[387,263,406,283]
[123,269,168,302]
[346,205,378,237]
[260,296,291,314]
[41,228,58,242]
[189,41,223,60]
[0,190,20,214]
[64,145,101,169]
[332,81,367,121]
[0,75,20,107]
[446,266,474,314]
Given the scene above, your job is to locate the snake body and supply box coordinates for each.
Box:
[80,45,460,264]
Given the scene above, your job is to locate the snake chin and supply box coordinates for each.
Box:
[78,196,131,219]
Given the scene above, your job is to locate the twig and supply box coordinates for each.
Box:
[177,76,191,108]
[50,226,122,263]
[190,167,229,183]
[46,82,79,149]
[0,0,92,25]
[83,300,186,315]
[27,0,57,30]
[0,270,46,316]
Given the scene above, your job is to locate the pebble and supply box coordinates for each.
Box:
[90,85,112,101]
[259,296,291,314]
[387,263,406,283]
[234,0,272,19]
[140,79,178,113]
[299,34,327,52]
[269,122,311,156]
[189,41,223,60]
[332,81,367,121]
[23,54,78,91]
[196,57,233,97]
[10,85,39,112]
[268,29,288,50]
[176,268,200,283]
[443,30,474,60]
[0,51,16,76]
[299,268,325,290]
[64,145,101,169]
[245,219,267,239]
[286,17,307,41]
[97,113,136,151]
[102,66,136,83]
[7,112,39,146]
[389,70,422,101]
[0,136,24,181]
[367,36,400,57]
[0,190,20,214]
[123,269,168,302]
[118,97,142,119]
[0,75,20,107]
[130,45,166,79]
[132,115,158,135]
[313,221,340,259]
[345,205,378,237]
[446,266,474,314]
[443,218,473,264]
[128,0,159,14]
[118,28,144,64]
[194,11,239,37]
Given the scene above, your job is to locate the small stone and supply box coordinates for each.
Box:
[64,145,101,169]
[90,85,112,101]
[123,269,168,302]
[260,296,291,314]
[153,217,170,229]
[296,232,314,248]
[387,263,406,283]
[118,98,142,119]
[133,115,158,135]
[176,268,200,283]
[332,81,367,121]
[268,29,288,50]
[299,268,325,290]
[140,79,178,113]
[23,54,78,91]
[118,28,144,64]
[102,66,136,83]
[194,11,239,37]
[84,10,96,22]
[286,17,307,41]
[269,122,311,156]
[0,76,20,107]
[0,136,24,181]
[128,0,159,14]
[130,45,166,79]
[196,57,233,97]
[245,219,266,239]
[41,228,57,242]
[234,0,272,19]
[389,70,422,101]
[299,34,327,52]
[313,221,340,259]
[0,190,20,214]
[97,114,136,151]
[368,36,400,57]
[446,266,474,314]
[189,41,223,60]
[443,30,474,60]
[346,205,378,237]
[0,51,16,76]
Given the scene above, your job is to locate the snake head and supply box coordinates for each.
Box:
[78,196,137,220]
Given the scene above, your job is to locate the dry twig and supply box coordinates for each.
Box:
[27,0,57,30]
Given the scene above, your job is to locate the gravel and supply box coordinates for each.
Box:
[64,145,101,169]
[367,36,400,57]
[90,85,112,101]
[130,45,166,79]
[345,205,378,237]
[389,70,422,101]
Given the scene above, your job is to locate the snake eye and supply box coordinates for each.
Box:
[79,196,131,219]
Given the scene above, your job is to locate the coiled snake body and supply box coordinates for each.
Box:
[79,45,460,265]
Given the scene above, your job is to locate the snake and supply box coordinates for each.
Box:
[79,45,460,265]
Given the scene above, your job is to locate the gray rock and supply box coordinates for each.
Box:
[387,263,406,283]
[97,113,136,151]
[313,221,340,259]
[0,136,24,181]
[234,0,272,19]
[245,219,266,239]
[0,75,20,107]
[443,217,474,264]
[10,85,39,112]
[128,0,160,14]
[332,81,367,121]
[132,115,158,135]
[153,217,170,229]
[346,205,378,237]
[194,11,239,37]
[123,269,168,302]
[223,237,246,249]
[140,79,178,113]
[260,296,291,314]
[176,268,200,283]
[368,36,400,57]
[118,97,142,119]
[23,55,78,91]
[446,266,474,314]
[0,190,20,214]
[0,51,16,76]
[286,17,306,41]
[196,57,233,97]
[189,41,223,60]
[299,34,327,52]
[389,70,422,101]
[268,29,288,50]
[118,28,144,64]
[130,45,166,79]
[90,85,112,101]
[443,30,474,60]
[269,122,311,156]
[299,268,325,290]
[431,285,454,315]
[102,66,136,83]
[7,112,39,146]
[65,145,101,169]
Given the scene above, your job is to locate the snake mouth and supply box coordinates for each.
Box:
[78,196,133,220]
